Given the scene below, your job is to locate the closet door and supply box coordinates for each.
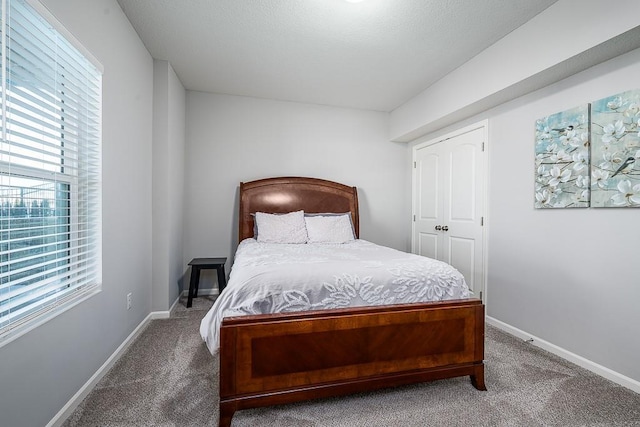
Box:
[412,125,486,299]
[413,143,443,261]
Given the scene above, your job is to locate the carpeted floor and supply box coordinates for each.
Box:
[63,297,640,427]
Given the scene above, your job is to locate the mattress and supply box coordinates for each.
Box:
[199,238,471,354]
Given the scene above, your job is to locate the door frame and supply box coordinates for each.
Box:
[411,120,489,303]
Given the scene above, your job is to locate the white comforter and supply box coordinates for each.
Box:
[199,238,471,354]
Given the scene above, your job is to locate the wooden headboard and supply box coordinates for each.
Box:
[239,177,359,241]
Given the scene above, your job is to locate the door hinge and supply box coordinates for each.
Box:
[481,216,484,226]
[413,215,416,221]
[413,161,416,168]
[479,291,483,300]
[482,142,485,152]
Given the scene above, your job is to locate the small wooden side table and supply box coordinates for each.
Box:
[187,257,227,308]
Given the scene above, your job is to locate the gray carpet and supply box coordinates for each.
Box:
[63,297,640,427]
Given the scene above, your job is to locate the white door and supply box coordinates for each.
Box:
[412,124,486,299]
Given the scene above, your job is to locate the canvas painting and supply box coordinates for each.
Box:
[535,105,590,208]
[590,90,640,207]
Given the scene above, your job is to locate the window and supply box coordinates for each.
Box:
[0,0,102,343]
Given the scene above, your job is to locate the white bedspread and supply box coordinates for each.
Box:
[199,238,471,354]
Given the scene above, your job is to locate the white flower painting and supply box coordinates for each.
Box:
[535,105,590,208]
[591,90,640,207]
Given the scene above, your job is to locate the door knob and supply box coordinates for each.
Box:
[435,225,442,231]
[442,226,449,232]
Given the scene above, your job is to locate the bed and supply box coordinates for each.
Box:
[202,177,486,427]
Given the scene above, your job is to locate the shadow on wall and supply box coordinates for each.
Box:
[229,185,240,264]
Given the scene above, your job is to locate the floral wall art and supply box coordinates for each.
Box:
[535,105,590,208]
[534,89,640,209]
[590,90,640,207]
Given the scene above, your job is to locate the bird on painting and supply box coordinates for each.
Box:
[551,125,574,134]
[611,157,636,177]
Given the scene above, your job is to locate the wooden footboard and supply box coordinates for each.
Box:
[219,299,486,427]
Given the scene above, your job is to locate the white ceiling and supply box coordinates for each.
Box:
[116,0,558,112]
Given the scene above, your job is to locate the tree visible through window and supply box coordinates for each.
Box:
[0,0,102,340]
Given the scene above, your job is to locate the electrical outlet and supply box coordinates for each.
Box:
[127,293,132,310]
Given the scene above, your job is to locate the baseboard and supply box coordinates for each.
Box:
[150,310,170,320]
[168,293,181,313]
[47,309,169,426]
[182,288,219,297]
[152,290,217,320]
[486,316,640,394]
[150,295,181,320]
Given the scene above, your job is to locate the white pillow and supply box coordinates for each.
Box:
[255,210,308,244]
[304,214,355,244]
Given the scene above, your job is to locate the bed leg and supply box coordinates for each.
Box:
[219,402,235,427]
[470,364,487,391]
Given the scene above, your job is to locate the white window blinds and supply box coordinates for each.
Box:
[0,0,102,340]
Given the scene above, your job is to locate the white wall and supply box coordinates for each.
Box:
[390,0,640,142]
[392,0,640,388]
[152,60,186,311]
[410,48,640,385]
[167,64,187,306]
[0,1,154,426]
[487,48,640,383]
[184,92,407,289]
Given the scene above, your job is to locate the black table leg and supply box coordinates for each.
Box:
[194,267,201,298]
[216,265,227,293]
[187,266,200,308]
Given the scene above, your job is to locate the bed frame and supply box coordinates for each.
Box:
[219,177,485,427]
